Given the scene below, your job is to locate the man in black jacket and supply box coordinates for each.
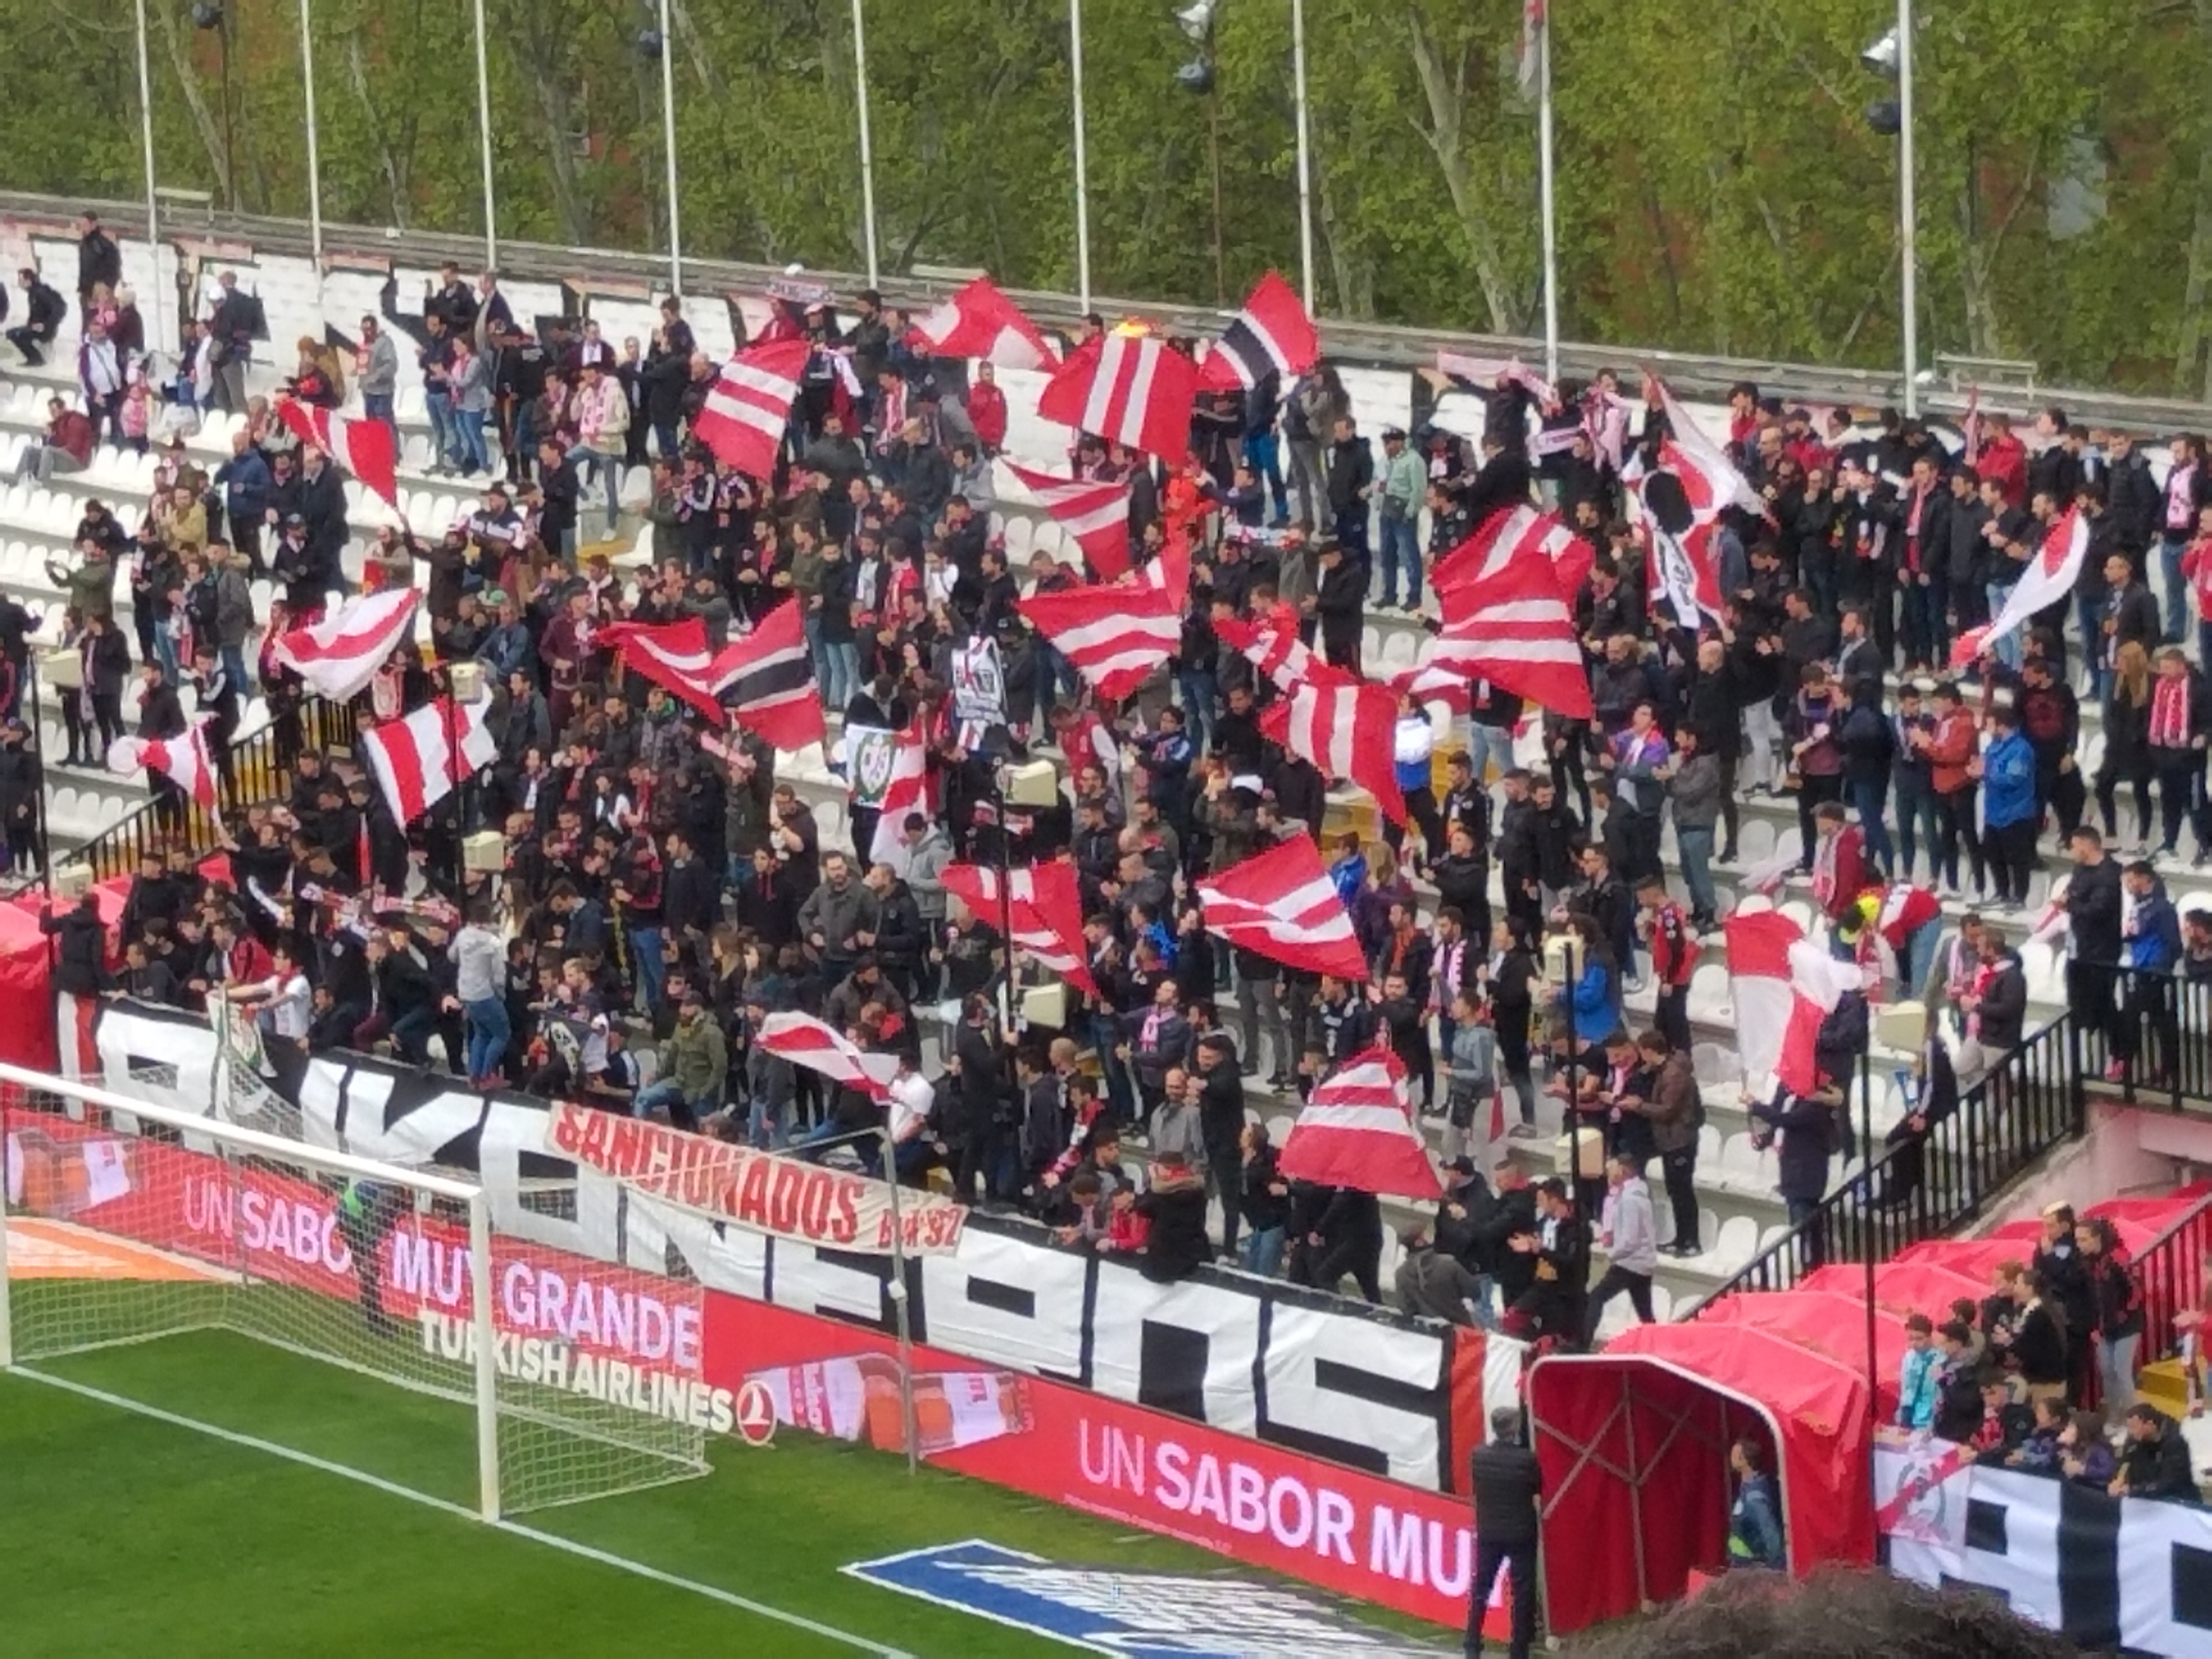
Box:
[7,267,66,366]
[1467,1406,1540,1659]
[2114,1404,2199,1501]
[40,894,107,999]
[1194,1033,1248,1257]
[1324,416,1375,559]
[2066,827,2125,1054]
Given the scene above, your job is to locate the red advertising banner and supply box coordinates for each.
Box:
[699,1288,1496,1633]
[542,1099,968,1255]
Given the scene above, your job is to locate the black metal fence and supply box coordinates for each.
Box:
[2074,965,2212,1116]
[1703,1016,2085,1303]
[69,698,356,884]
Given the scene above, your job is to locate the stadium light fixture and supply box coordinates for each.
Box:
[1861,27,1899,74]
[1175,0,1217,43]
[1175,57,1215,94]
[192,1,223,28]
[635,27,664,59]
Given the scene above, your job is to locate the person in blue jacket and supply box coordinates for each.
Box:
[1978,704,2040,910]
[1553,914,1621,1046]
[1725,1438,1785,1569]
[2116,859,2183,1082]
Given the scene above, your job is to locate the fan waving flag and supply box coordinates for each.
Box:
[1431,505,1593,603]
[909,276,1059,371]
[1036,331,1201,463]
[1951,505,2089,668]
[758,1012,899,1103]
[1261,676,1407,828]
[866,721,935,867]
[275,397,399,508]
[1725,908,1865,1096]
[1004,464,1133,580]
[1277,1044,1442,1201]
[1197,270,1320,393]
[600,615,726,726]
[693,338,810,480]
[710,602,825,754]
[1212,613,1347,696]
[1195,836,1369,982]
[361,695,497,825]
[271,587,419,702]
[1414,552,1594,719]
[108,720,222,819]
[1016,577,1181,703]
[939,862,1097,996]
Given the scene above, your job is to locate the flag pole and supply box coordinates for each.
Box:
[657,0,683,298]
[298,0,325,314]
[470,0,497,269]
[1897,0,1918,417]
[1537,0,1560,386]
[852,0,881,288]
[880,1124,921,1478]
[1290,0,1315,315]
[1069,0,1092,313]
[132,0,165,352]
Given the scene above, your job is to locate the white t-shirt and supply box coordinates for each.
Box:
[887,1072,934,1143]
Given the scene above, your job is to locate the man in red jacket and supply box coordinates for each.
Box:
[964,361,1008,455]
[1808,801,1866,924]
[10,395,95,484]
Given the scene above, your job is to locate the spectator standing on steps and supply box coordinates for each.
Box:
[1581,1153,1658,1343]
[1466,1407,1540,1659]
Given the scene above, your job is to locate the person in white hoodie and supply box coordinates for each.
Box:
[1582,1152,1659,1346]
[77,318,125,445]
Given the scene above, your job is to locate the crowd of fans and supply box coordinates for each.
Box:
[0,222,2207,1422]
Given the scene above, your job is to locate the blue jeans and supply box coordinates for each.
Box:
[1676,824,1718,920]
[1466,722,1516,784]
[454,409,490,474]
[1894,783,1939,883]
[1901,918,1941,1000]
[628,926,665,1010]
[425,390,457,469]
[462,996,509,1080]
[1178,669,1217,752]
[2161,532,2191,643]
[2080,595,2111,698]
[815,640,858,712]
[1377,515,1422,607]
[1985,583,2020,669]
[634,1078,715,1130]
[1850,776,1894,878]
[1242,432,1287,520]
[566,442,621,531]
[747,1091,788,1149]
[362,391,397,446]
[1240,1226,1285,1278]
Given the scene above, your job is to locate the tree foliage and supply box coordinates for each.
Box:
[7,0,2210,397]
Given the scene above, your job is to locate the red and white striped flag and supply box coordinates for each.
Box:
[866,721,935,867]
[757,1011,899,1103]
[709,602,826,754]
[908,276,1059,371]
[600,615,725,726]
[360,695,497,825]
[1197,270,1321,393]
[275,397,399,507]
[1436,350,1558,414]
[1016,577,1181,703]
[1212,613,1339,695]
[1407,551,1594,720]
[1259,675,1407,827]
[1725,909,1865,1096]
[1195,836,1369,982]
[1036,331,1201,463]
[939,861,1098,996]
[1004,464,1132,580]
[1517,0,1547,97]
[693,338,810,481]
[1277,1042,1443,1201]
[271,587,419,702]
[1430,504,1593,603]
[108,720,222,820]
[1951,503,2090,669]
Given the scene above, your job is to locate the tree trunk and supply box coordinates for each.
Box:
[506,0,591,247]
[1315,160,1372,321]
[155,0,234,209]
[1405,17,1514,334]
[343,28,412,229]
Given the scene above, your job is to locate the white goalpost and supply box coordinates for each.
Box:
[0,1063,709,1518]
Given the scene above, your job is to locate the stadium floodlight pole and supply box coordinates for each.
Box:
[852,0,880,288]
[298,0,325,302]
[1069,0,1092,312]
[132,0,165,351]
[656,0,683,298]
[471,0,497,270]
[1897,0,1919,418]
[1291,0,1315,314]
[880,1127,921,1478]
[1536,0,1559,386]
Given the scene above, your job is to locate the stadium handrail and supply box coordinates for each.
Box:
[12,188,2212,433]
[2074,968,2212,1120]
[2132,1182,2212,1372]
[1693,1014,2085,1311]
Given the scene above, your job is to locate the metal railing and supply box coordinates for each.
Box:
[69,697,356,883]
[2133,1186,2212,1366]
[2074,967,2212,1116]
[13,187,2212,433]
[1702,1015,2084,1304]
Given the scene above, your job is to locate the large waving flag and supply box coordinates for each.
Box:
[108,719,222,820]
[757,1012,899,1103]
[270,587,419,701]
[1037,331,1200,463]
[1625,379,1767,631]
[1430,504,1593,603]
[1277,1043,1443,1201]
[694,338,810,480]
[1197,270,1320,393]
[1407,551,1594,719]
[1212,613,1346,696]
[866,721,935,867]
[1725,908,1865,1096]
[908,276,1058,371]
[1195,836,1369,982]
[361,695,498,825]
[1260,676,1407,828]
[1951,505,2090,668]
[601,615,726,726]
[939,861,1097,996]
[275,397,399,508]
[1016,577,1181,702]
[1004,464,1132,579]
[604,606,823,752]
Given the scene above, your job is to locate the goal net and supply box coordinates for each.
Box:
[0,1064,708,1518]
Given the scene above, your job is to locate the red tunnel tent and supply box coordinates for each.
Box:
[1527,1323,1874,1636]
